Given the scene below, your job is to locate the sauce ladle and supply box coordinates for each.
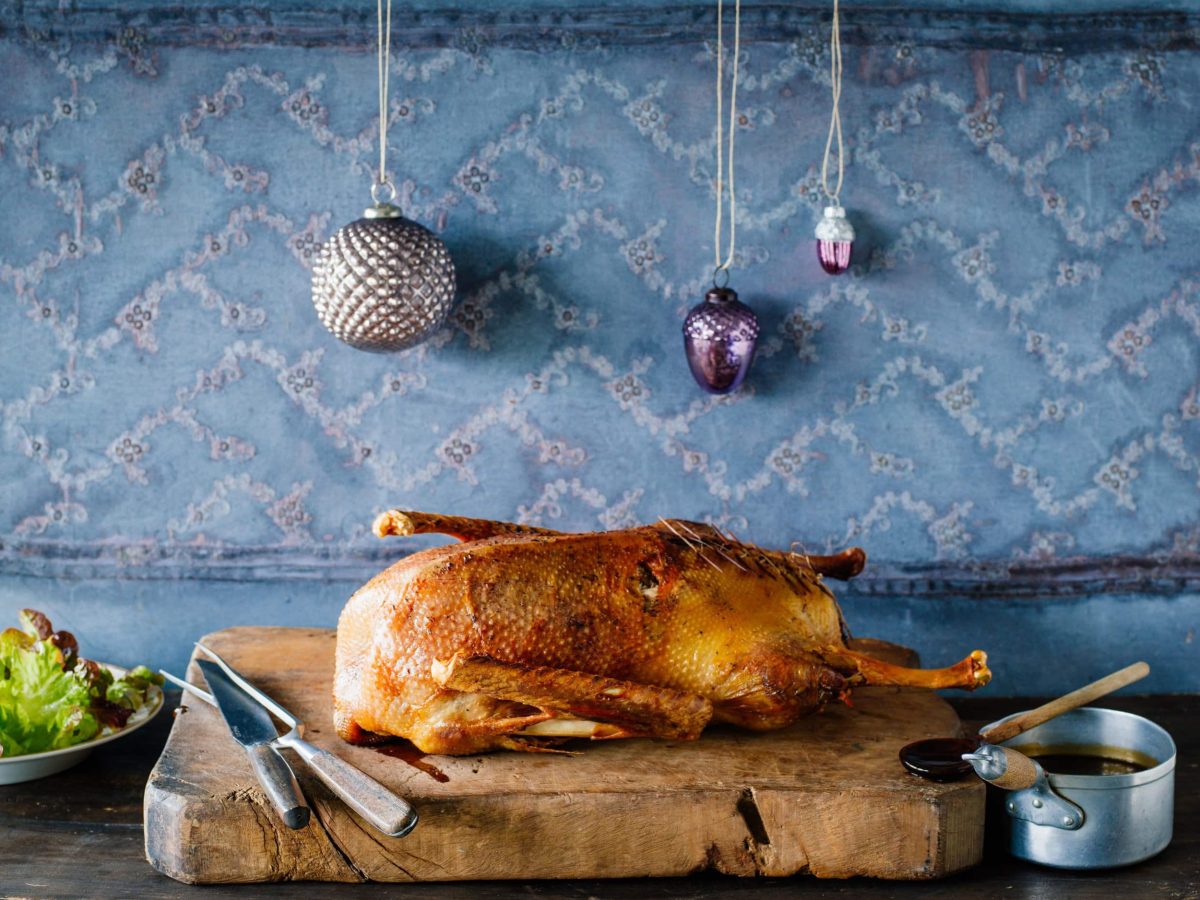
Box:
[900,661,1150,782]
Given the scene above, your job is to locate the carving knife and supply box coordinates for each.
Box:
[175,649,418,838]
[195,660,311,830]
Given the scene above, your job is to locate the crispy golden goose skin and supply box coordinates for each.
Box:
[334,511,990,755]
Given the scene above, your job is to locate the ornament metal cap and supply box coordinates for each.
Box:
[815,205,855,242]
[364,202,402,219]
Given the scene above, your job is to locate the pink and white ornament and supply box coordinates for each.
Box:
[815,205,854,275]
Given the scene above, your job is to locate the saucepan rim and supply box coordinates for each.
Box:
[982,706,1177,791]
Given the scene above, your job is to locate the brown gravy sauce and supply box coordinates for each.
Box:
[898,737,981,780]
[1021,743,1158,777]
[374,741,451,783]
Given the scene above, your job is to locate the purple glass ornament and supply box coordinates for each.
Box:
[683,286,759,394]
[817,239,852,275]
[815,205,854,275]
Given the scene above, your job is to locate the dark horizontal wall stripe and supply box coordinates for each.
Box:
[4,541,1199,600]
[845,557,1200,600]
[5,5,1200,52]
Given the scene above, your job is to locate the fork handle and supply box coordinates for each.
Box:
[285,737,418,837]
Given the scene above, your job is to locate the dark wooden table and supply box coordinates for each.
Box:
[2,695,1196,899]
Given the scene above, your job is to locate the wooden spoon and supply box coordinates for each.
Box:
[900,661,1150,782]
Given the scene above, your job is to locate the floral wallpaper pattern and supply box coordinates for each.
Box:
[2,7,1199,595]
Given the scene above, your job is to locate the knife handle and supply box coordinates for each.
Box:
[287,737,418,837]
[246,743,311,830]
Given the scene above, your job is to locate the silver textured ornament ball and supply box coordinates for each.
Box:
[312,202,456,353]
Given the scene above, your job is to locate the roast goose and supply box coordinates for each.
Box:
[334,510,990,755]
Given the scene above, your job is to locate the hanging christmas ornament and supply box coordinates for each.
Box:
[816,204,854,275]
[815,0,854,276]
[311,187,455,352]
[683,0,758,394]
[684,282,760,394]
[311,0,456,352]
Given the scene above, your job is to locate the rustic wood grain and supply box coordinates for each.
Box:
[142,627,984,884]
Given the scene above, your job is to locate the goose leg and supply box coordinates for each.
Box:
[795,547,867,581]
[815,645,991,690]
[373,509,563,542]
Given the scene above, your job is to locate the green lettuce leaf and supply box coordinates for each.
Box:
[105,665,161,715]
[0,610,162,758]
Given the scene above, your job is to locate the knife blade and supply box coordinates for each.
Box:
[196,660,310,830]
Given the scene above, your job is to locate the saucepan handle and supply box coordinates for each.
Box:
[286,737,419,837]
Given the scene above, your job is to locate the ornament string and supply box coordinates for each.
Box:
[820,0,844,204]
[374,0,395,203]
[713,0,742,276]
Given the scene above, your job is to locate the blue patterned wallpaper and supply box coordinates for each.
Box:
[1,4,1197,687]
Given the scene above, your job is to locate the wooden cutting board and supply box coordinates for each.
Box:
[144,627,984,883]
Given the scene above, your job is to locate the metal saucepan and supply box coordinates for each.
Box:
[984,706,1176,869]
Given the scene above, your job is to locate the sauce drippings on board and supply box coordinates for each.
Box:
[374,741,451,783]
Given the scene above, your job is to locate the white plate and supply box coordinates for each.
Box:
[0,663,164,785]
